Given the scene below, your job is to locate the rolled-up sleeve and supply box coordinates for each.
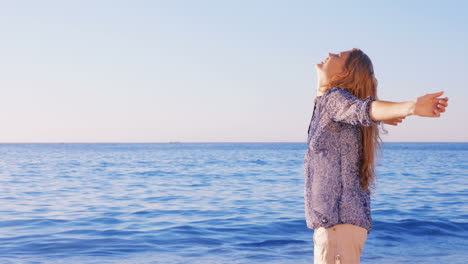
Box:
[324,87,381,126]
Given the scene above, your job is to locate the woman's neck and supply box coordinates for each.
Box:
[316,72,329,96]
[316,87,324,96]
[316,79,328,96]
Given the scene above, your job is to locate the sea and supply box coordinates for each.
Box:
[0,143,466,264]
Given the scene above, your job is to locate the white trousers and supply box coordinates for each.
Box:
[313,224,368,264]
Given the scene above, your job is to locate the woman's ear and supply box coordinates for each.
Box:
[337,70,349,79]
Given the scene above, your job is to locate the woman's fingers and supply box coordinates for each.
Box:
[434,96,448,114]
[438,99,448,106]
[395,117,404,124]
[384,117,405,126]
[436,98,448,112]
[414,93,448,117]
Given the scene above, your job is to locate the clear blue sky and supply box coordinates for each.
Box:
[0,0,466,142]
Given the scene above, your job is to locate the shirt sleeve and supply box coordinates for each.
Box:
[323,87,381,126]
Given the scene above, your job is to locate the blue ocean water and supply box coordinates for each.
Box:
[0,142,466,264]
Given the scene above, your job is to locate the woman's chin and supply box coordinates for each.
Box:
[315,63,324,72]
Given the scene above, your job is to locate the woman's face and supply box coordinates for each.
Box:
[316,50,352,81]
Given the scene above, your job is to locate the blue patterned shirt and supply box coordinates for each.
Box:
[303,87,381,234]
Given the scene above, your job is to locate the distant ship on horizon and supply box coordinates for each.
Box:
[168,141,182,144]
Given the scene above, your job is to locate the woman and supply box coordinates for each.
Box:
[304,48,448,264]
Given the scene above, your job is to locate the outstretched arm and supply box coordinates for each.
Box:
[370,91,449,122]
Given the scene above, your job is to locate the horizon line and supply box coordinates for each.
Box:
[0,141,466,144]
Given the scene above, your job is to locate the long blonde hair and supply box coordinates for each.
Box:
[324,48,385,194]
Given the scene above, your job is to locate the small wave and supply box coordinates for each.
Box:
[0,218,68,228]
[373,219,468,238]
[237,159,268,165]
[249,159,268,165]
[57,229,143,237]
[95,161,117,167]
[237,239,306,247]
[143,237,224,247]
[134,170,176,176]
[143,195,182,202]
[131,209,190,216]
[85,217,123,225]
[10,238,154,256]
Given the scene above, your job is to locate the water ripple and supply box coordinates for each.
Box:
[0,142,466,264]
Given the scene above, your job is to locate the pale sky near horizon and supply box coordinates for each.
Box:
[0,0,466,143]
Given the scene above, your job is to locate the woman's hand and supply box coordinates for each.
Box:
[383,116,406,126]
[411,91,449,117]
